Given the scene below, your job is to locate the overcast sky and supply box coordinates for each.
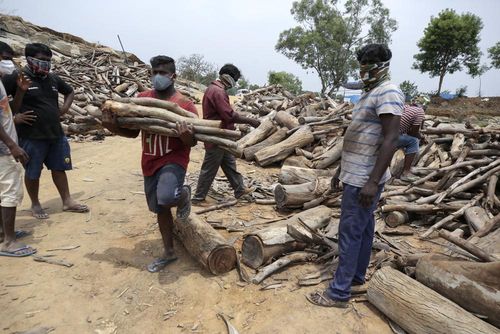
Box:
[2,0,500,96]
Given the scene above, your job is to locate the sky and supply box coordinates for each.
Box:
[1,0,500,96]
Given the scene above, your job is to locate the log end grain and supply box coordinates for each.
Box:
[208,245,237,275]
[241,235,265,269]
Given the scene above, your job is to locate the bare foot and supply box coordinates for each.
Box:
[32,204,49,219]
[0,240,36,257]
[63,199,89,213]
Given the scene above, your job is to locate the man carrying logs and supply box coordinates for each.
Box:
[2,43,89,219]
[192,64,260,203]
[102,55,197,273]
[396,94,428,181]
[307,44,403,308]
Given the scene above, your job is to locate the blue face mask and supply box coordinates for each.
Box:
[152,74,173,91]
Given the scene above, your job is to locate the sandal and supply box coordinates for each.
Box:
[306,291,348,308]
[147,257,177,273]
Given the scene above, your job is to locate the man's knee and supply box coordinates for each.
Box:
[157,186,181,207]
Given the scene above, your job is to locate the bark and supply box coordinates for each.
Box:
[173,214,237,275]
[274,110,300,129]
[251,251,316,284]
[282,155,313,169]
[439,229,496,262]
[464,206,489,232]
[311,138,343,169]
[241,206,332,269]
[274,177,331,210]
[367,267,499,334]
[416,256,500,328]
[471,213,500,238]
[115,97,197,119]
[384,211,409,228]
[242,128,288,161]
[278,165,336,185]
[255,126,314,166]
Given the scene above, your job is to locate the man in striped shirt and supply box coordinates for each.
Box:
[397,96,427,181]
[308,44,402,308]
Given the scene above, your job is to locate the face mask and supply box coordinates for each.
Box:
[152,74,173,91]
[0,60,15,75]
[220,73,236,89]
[359,61,390,92]
[27,56,51,77]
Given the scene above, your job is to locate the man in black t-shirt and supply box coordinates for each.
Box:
[2,43,88,219]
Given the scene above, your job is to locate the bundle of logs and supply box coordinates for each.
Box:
[48,50,203,138]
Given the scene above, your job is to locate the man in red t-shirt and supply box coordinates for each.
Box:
[102,56,197,273]
[192,64,260,203]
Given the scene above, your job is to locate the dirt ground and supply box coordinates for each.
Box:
[0,134,393,334]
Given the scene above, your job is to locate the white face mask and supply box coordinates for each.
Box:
[0,60,15,75]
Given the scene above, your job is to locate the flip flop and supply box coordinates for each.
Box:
[63,204,89,213]
[0,245,37,257]
[176,185,191,221]
[147,257,177,273]
[32,210,49,220]
[306,291,348,308]
[15,230,31,239]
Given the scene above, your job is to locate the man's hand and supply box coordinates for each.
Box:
[250,119,261,128]
[420,135,428,145]
[16,73,32,92]
[176,121,195,146]
[14,111,36,125]
[10,144,29,165]
[359,180,379,208]
[330,167,341,193]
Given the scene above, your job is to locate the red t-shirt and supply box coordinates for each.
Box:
[138,90,198,176]
[202,80,235,149]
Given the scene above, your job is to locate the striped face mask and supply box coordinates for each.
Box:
[359,60,390,92]
[219,74,236,89]
[27,56,51,77]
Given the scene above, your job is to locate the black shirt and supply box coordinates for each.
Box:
[2,69,73,140]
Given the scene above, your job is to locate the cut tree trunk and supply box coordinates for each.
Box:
[274,110,300,129]
[278,165,336,185]
[241,205,332,269]
[255,126,314,166]
[450,133,465,158]
[367,266,499,334]
[173,214,236,275]
[416,255,500,328]
[438,229,496,262]
[282,155,313,168]
[242,128,288,161]
[384,211,409,228]
[274,177,331,210]
[464,206,489,232]
[312,138,343,169]
[115,97,197,119]
[236,119,276,148]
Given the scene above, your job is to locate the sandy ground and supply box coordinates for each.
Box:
[0,135,392,334]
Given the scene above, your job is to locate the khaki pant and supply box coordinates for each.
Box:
[0,155,23,207]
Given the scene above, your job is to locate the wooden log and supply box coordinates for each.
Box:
[242,128,288,161]
[311,138,343,169]
[274,177,331,210]
[117,117,241,138]
[471,213,500,238]
[115,97,197,118]
[486,175,499,210]
[251,251,316,284]
[384,211,409,228]
[439,229,496,262]
[173,214,237,275]
[420,194,484,238]
[274,110,299,129]
[450,133,465,158]
[255,126,314,166]
[416,256,500,328]
[236,119,276,148]
[464,206,489,232]
[282,155,313,169]
[367,266,500,334]
[102,100,219,128]
[241,206,332,269]
[295,147,314,159]
[278,165,336,185]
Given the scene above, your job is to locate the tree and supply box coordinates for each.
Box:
[399,81,418,101]
[237,76,249,90]
[275,0,397,95]
[267,71,303,94]
[177,54,217,86]
[413,9,483,95]
[488,42,500,69]
[249,84,260,91]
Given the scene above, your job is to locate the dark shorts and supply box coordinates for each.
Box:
[144,163,186,214]
[20,137,72,180]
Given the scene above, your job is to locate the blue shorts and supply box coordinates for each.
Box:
[20,137,72,180]
[144,163,186,214]
[398,134,419,155]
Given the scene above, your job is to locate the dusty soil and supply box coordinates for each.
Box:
[427,96,500,124]
[0,134,393,334]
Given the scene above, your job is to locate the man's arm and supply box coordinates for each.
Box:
[60,90,74,116]
[359,113,400,207]
[407,124,422,139]
[233,112,260,128]
[217,91,260,128]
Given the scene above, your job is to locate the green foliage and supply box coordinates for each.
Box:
[275,0,397,95]
[455,86,467,97]
[488,42,500,69]
[399,80,419,101]
[413,9,483,94]
[249,84,261,91]
[177,54,217,86]
[267,71,303,94]
[237,76,249,90]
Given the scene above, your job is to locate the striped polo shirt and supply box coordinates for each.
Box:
[400,105,425,134]
[340,81,404,188]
